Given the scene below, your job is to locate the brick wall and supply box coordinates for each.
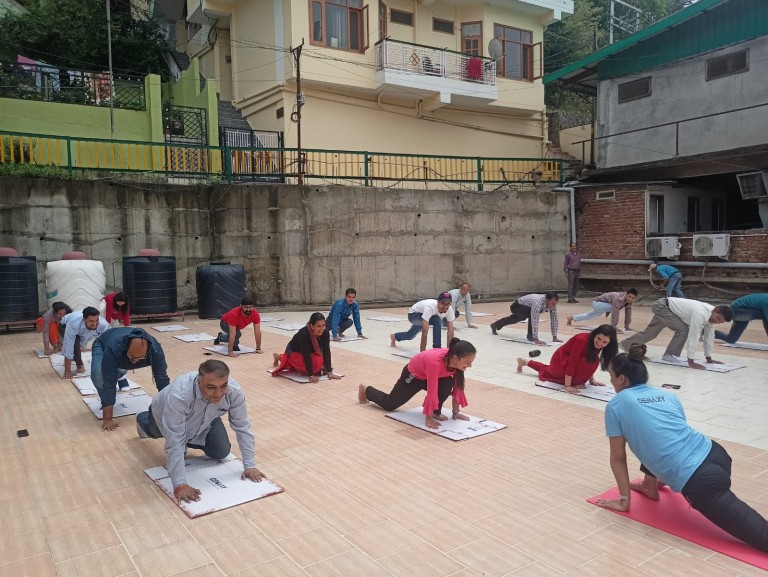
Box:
[574,185,768,296]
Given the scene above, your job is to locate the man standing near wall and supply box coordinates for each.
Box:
[564,242,581,303]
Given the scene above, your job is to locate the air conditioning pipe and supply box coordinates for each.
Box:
[581,259,768,269]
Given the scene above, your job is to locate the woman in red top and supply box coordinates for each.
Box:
[103,292,130,327]
[358,338,476,429]
[516,324,618,394]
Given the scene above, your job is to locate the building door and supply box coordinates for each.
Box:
[687,197,701,232]
[379,1,387,41]
[461,22,482,56]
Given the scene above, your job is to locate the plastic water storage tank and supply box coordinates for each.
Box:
[122,254,178,315]
[45,253,106,311]
[0,249,38,322]
[196,262,246,319]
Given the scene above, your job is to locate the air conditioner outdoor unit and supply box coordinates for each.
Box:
[693,234,730,258]
[645,236,680,258]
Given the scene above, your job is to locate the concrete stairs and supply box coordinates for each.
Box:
[217,99,251,131]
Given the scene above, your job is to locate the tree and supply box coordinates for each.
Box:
[0,0,171,76]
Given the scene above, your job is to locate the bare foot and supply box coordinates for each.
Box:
[564,386,582,394]
[630,481,660,500]
[76,365,86,374]
[566,315,573,326]
[433,413,448,421]
[272,353,280,367]
[358,384,369,404]
[516,358,526,373]
[389,334,396,348]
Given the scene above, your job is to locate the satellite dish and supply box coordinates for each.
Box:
[488,38,502,62]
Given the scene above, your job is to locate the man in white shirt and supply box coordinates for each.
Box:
[621,297,732,369]
[391,293,455,351]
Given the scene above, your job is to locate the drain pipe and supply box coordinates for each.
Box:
[554,186,576,243]
[582,258,768,269]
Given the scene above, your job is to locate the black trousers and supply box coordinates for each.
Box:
[641,441,768,552]
[365,365,454,416]
[493,301,533,338]
[73,335,83,368]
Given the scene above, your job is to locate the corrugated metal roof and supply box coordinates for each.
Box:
[543,0,744,93]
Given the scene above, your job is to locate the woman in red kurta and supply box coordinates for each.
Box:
[517,324,618,394]
[103,292,130,327]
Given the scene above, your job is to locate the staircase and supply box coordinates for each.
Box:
[548,144,583,182]
[217,99,251,132]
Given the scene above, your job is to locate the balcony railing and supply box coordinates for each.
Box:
[0,62,146,111]
[375,39,496,87]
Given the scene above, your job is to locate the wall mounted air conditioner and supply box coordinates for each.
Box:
[693,234,730,258]
[645,236,680,259]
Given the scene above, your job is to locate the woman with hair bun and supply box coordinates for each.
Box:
[516,324,618,394]
[597,343,768,552]
[358,337,476,430]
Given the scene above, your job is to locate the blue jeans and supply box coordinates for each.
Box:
[336,317,353,335]
[665,272,684,298]
[218,320,241,347]
[573,301,613,323]
[395,312,443,348]
[137,410,231,460]
[91,339,129,405]
[715,307,768,343]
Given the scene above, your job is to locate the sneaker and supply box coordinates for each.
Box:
[117,378,129,390]
[568,299,579,304]
[233,345,241,352]
[490,324,498,336]
[661,354,680,363]
[136,418,149,439]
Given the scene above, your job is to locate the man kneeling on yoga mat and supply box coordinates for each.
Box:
[596,343,768,552]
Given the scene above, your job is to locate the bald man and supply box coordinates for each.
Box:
[90,327,170,431]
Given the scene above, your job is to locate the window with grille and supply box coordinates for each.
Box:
[706,49,748,81]
[618,77,651,103]
[390,9,413,26]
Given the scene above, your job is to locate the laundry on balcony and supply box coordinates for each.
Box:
[465,57,483,81]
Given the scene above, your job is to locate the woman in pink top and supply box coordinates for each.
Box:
[103,292,130,327]
[358,338,476,429]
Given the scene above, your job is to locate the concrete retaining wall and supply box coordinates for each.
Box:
[0,177,571,310]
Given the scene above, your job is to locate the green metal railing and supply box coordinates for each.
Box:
[0,131,563,189]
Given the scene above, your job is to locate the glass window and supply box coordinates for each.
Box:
[618,77,651,103]
[310,0,368,52]
[312,2,323,43]
[433,18,454,35]
[706,49,748,81]
[390,9,413,26]
[494,24,534,81]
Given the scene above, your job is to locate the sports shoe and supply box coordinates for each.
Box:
[136,417,149,439]
[661,353,680,363]
[117,378,129,390]
[490,324,498,336]
[213,337,220,345]
[233,345,241,352]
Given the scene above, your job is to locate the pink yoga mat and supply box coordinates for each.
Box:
[588,485,768,571]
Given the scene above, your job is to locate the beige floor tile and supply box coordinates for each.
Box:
[511,561,567,577]
[305,549,393,577]
[320,502,386,535]
[54,544,134,577]
[273,470,331,494]
[47,520,122,563]
[514,531,601,574]
[491,485,564,518]
[276,527,354,567]
[582,525,670,567]
[375,497,451,529]
[704,551,768,577]
[567,554,656,576]
[377,542,465,577]
[0,530,49,566]
[205,532,283,574]
[409,514,486,552]
[345,520,420,560]
[472,511,554,546]
[239,493,297,521]
[132,538,213,577]
[0,552,55,577]
[0,511,41,540]
[433,491,500,523]
[533,503,611,538]
[354,482,412,509]
[119,516,190,555]
[447,536,534,576]
[289,485,354,515]
[171,564,225,577]
[455,472,518,500]
[186,512,258,546]
[639,549,741,577]
[229,555,307,577]
[251,506,324,541]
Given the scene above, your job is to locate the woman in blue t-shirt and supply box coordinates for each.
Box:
[596,343,768,552]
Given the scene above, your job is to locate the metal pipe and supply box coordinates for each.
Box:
[554,186,576,243]
[582,258,768,269]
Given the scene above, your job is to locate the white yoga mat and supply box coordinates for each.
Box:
[34,349,49,359]
[83,390,151,419]
[720,341,768,351]
[51,352,92,377]
[649,357,745,372]
[270,323,306,331]
[574,326,635,334]
[203,344,256,356]
[259,316,284,322]
[385,407,506,441]
[267,369,344,383]
[535,380,616,402]
[391,350,419,359]
[145,457,283,518]
[71,376,140,396]
[501,337,562,347]
[470,312,495,317]
[173,333,216,343]
[152,325,189,332]
[332,335,365,342]
[368,316,405,322]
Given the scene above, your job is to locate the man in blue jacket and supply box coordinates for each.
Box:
[328,288,367,342]
[91,327,170,431]
[649,263,685,298]
[715,293,768,344]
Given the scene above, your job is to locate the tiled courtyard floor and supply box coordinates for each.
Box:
[2,299,767,576]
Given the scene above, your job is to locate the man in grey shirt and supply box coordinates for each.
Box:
[444,282,478,329]
[136,360,264,503]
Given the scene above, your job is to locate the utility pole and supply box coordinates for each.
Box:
[291,41,305,184]
[106,0,115,137]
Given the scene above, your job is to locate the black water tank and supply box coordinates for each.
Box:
[0,255,39,322]
[122,256,178,315]
[196,262,246,319]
